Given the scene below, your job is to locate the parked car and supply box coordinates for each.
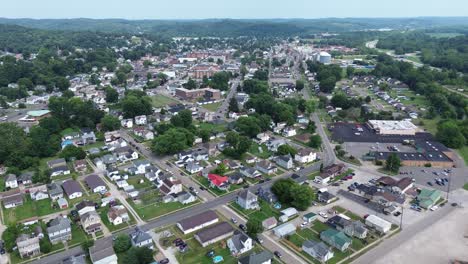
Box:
[427,181,433,186]
[231,218,237,224]
[239,224,247,231]
[319,212,328,218]
[159,258,170,264]
[274,251,282,258]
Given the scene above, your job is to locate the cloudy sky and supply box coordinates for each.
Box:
[1,0,467,19]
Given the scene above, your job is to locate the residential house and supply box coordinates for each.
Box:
[114,146,139,163]
[239,166,262,178]
[280,207,298,222]
[6,174,18,189]
[417,189,441,209]
[48,183,64,201]
[238,250,273,264]
[185,161,203,174]
[121,118,133,128]
[302,240,334,262]
[316,164,345,184]
[255,160,277,175]
[237,190,259,210]
[177,191,197,204]
[2,189,24,209]
[282,127,297,137]
[159,178,183,196]
[275,155,294,170]
[303,212,317,223]
[320,229,352,252]
[256,133,270,144]
[18,172,33,186]
[262,217,278,230]
[85,175,107,193]
[228,172,244,185]
[104,131,121,143]
[63,254,86,264]
[62,180,83,199]
[47,158,70,177]
[107,205,130,225]
[177,210,219,234]
[133,127,154,140]
[195,222,234,247]
[377,176,414,194]
[327,215,368,239]
[266,138,286,152]
[295,148,316,164]
[227,232,253,256]
[208,174,229,191]
[74,160,88,173]
[89,237,118,264]
[16,234,41,258]
[134,115,147,125]
[224,159,242,170]
[244,154,257,165]
[318,191,336,204]
[132,160,151,175]
[76,201,96,216]
[257,187,277,204]
[80,130,96,145]
[130,227,153,249]
[81,211,102,235]
[29,185,49,201]
[47,216,72,244]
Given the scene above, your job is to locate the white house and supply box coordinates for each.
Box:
[5,174,18,189]
[256,133,270,144]
[121,118,133,128]
[295,148,317,164]
[227,233,253,256]
[29,185,49,201]
[134,115,147,125]
[107,205,130,225]
[282,127,297,137]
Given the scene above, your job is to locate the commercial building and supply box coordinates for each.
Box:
[194,222,234,247]
[177,210,219,234]
[365,215,392,234]
[367,120,419,136]
[175,87,221,101]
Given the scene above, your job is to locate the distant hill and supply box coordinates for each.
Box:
[0,17,467,36]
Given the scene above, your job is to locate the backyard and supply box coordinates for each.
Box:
[229,200,281,222]
[3,197,68,225]
[201,102,222,112]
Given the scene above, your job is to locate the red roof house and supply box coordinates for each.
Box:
[207,174,229,190]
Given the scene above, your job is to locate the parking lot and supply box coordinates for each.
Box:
[399,166,466,191]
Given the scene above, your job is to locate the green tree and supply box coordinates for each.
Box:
[59,145,86,161]
[39,238,52,253]
[276,144,297,157]
[228,97,239,113]
[306,121,316,133]
[308,135,322,148]
[113,234,132,253]
[101,115,121,131]
[0,123,28,164]
[290,184,315,210]
[105,86,119,103]
[436,121,466,148]
[183,78,197,90]
[198,129,210,143]
[235,116,261,138]
[295,80,305,91]
[2,225,19,252]
[29,126,60,157]
[170,109,192,128]
[246,219,264,238]
[271,179,295,204]
[385,153,401,173]
[151,128,194,155]
[319,76,336,93]
[212,163,228,175]
[121,95,152,118]
[305,100,316,114]
[39,117,62,134]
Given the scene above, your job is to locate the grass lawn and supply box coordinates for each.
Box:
[128,198,199,221]
[197,122,227,133]
[83,141,105,150]
[229,200,281,222]
[249,143,273,159]
[297,228,320,242]
[127,176,153,190]
[69,223,91,246]
[310,220,329,233]
[463,183,468,191]
[308,171,320,180]
[4,197,66,225]
[151,95,179,107]
[176,237,237,264]
[457,146,468,166]
[201,102,222,112]
[287,233,306,247]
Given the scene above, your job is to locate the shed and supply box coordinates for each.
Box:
[273,223,296,238]
[281,207,298,217]
[365,215,391,234]
[303,212,317,223]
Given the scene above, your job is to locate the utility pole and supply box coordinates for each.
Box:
[399,205,404,230]
[446,171,452,201]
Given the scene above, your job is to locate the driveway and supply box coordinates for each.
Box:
[149,230,180,264]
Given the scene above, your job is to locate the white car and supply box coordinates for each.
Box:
[319,212,328,218]
[430,206,438,211]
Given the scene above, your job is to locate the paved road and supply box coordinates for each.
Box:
[217,78,240,115]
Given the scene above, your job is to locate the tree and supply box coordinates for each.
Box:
[319,76,336,93]
[39,238,52,253]
[101,115,121,131]
[29,126,60,157]
[121,95,152,118]
[346,66,355,78]
[123,247,154,264]
[183,78,197,90]
[305,100,316,114]
[253,69,269,81]
[306,121,316,133]
[436,121,466,148]
[385,153,401,173]
[151,128,194,155]
[290,184,315,210]
[2,225,19,252]
[235,116,261,138]
[170,109,192,128]
[39,117,62,134]
[308,135,322,148]
[271,179,295,204]
[59,145,86,161]
[295,80,305,91]
[228,97,239,113]
[276,144,297,157]
[212,163,228,175]
[0,123,28,164]
[223,131,252,159]
[105,86,119,103]
[54,76,70,91]
[365,96,372,103]
[114,234,132,253]
[198,129,210,143]
[246,219,264,238]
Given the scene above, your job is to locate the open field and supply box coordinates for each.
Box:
[151,95,179,107]
[201,102,222,112]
